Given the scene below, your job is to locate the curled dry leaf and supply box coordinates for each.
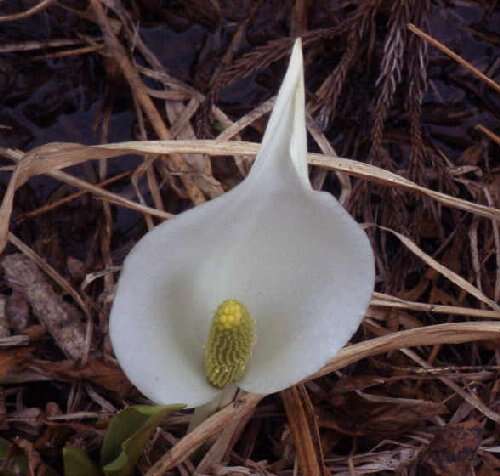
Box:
[37,140,500,222]
[2,135,500,256]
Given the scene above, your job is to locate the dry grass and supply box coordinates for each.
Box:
[0,1,499,475]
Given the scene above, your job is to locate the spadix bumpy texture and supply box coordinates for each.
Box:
[109,38,375,408]
[204,300,256,388]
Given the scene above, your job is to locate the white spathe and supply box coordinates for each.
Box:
[109,39,375,408]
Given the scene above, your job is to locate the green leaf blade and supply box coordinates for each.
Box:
[63,447,102,476]
[101,404,184,476]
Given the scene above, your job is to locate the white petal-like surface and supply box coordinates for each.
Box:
[109,39,374,407]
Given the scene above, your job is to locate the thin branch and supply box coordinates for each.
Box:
[475,124,500,146]
[408,22,500,94]
[0,0,56,22]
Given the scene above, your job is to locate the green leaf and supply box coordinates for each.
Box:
[63,447,102,476]
[101,404,184,476]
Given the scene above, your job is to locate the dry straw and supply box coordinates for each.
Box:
[1,5,499,471]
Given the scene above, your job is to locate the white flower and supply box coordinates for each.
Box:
[109,39,375,408]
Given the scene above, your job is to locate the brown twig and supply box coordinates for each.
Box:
[8,140,498,222]
[0,0,56,22]
[307,113,351,203]
[371,292,500,319]
[146,392,262,475]
[86,140,500,222]
[0,38,91,53]
[311,321,500,380]
[0,148,171,254]
[16,171,131,223]
[194,410,253,473]
[379,226,500,311]
[475,124,500,146]
[281,385,328,476]
[32,44,103,60]
[408,22,500,94]
[401,347,500,423]
[89,0,205,204]
[49,169,171,220]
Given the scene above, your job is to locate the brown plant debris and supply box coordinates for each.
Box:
[408,23,500,95]
[34,358,131,396]
[415,418,483,475]
[1,254,86,360]
[0,0,57,23]
[0,1,499,474]
[281,384,328,476]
